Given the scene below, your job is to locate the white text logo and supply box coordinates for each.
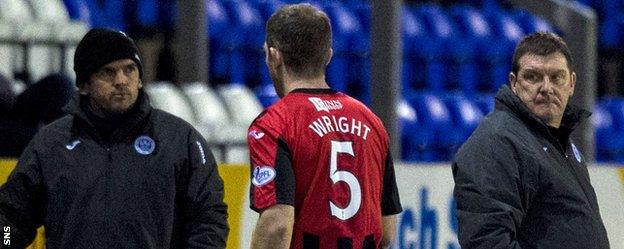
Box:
[3,226,10,245]
[252,166,276,187]
[308,97,343,112]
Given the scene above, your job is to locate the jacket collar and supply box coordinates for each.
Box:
[494,85,591,137]
[63,90,152,142]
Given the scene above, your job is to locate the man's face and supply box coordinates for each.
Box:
[264,43,286,97]
[510,52,576,127]
[81,59,142,115]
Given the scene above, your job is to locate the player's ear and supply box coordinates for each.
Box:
[269,47,283,66]
[509,72,518,93]
[326,48,333,66]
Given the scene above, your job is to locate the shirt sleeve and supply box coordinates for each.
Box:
[452,134,537,249]
[381,150,402,215]
[0,141,45,248]
[180,129,229,248]
[248,110,295,212]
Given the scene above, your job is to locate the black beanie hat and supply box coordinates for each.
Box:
[74,28,143,86]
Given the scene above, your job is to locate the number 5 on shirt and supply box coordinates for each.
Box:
[329,141,361,221]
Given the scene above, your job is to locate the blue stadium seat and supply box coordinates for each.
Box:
[602,97,624,161]
[443,93,485,143]
[413,4,457,92]
[84,0,126,30]
[473,93,496,114]
[324,2,367,101]
[449,5,492,94]
[407,92,464,161]
[398,99,436,162]
[223,0,265,85]
[402,7,432,95]
[255,82,279,108]
[599,17,624,50]
[415,4,480,94]
[512,10,555,34]
[481,9,524,92]
[207,0,233,82]
[253,0,285,21]
[62,0,91,23]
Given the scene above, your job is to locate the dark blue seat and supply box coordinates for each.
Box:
[473,93,496,115]
[207,0,233,83]
[512,10,555,34]
[62,0,91,23]
[601,97,624,162]
[416,4,480,94]
[223,0,265,86]
[481,9,525,92]
[324,2,368,101]
[407,91,463,161]
[413,4,454,92]
[449,4,496,94]
[599,16,624,50]
[84,0,126,30]
[255,82,279,108]
[402,7,431,95]
[398,99,436,162]
[443,93,485,144]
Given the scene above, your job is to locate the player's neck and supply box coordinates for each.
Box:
[283,76,330,95]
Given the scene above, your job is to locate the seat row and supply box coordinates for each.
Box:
[208,0,555,103]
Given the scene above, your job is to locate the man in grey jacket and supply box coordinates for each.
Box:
[452,32,609,249]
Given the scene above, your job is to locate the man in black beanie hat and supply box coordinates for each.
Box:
[0,28,229,248]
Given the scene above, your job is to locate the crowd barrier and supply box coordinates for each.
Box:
[1,160,622,248]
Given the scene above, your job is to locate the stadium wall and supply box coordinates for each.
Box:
[1,160,622,249]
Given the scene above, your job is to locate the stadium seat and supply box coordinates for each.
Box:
[415,4,479,93]
[181,82,247,163]
[83,0,126,31]
[402,7,431,95]
[144,81,199,129]
[480,9,524,92]
[223,0,265,86]
[0,23,15,80]
[16,22,59,83]
[0,0,36,23]
[443,93,485,142]
[512,10,555,34]
[217,83,263,163]
[407,91,464,161]
[599,17,624,50]
[29,0,71,23]
[398,99,435,162]
[181,82,232,131]
[255,82,279,108]
[217,83,263,127]
[62,0,91,23]
[324,1,367,99]
[473,92,496,114]
[207,0,233,83]
[593,103,618,162]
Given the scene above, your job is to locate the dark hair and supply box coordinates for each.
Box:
[266,3,332,78]
[512,32,573,74]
